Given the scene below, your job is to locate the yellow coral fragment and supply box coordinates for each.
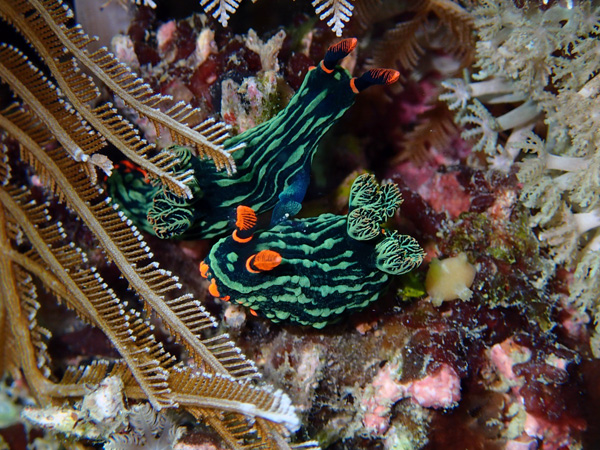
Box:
[425,253,476,307]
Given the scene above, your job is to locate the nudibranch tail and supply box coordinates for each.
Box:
[323,37,358,72]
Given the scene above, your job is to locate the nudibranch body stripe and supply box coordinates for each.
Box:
[202,174,425,328]
[186,64,357,238]
[206,215,390,327]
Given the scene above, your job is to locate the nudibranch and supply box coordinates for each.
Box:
[200,174,425,328]
[107,38,400,239]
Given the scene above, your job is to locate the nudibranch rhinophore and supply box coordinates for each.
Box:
[106,38,401,239]
[200,174,425,328]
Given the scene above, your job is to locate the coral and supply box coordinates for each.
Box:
[142,0,355,36]
[485,336,585,450]
[220,29,286,132]
[2,0,600,449]
[312,0,355,37]
[354,0,474,164]
[365,0,474,75]
[361,361,460,435]
[22,377,185,449]
[441,0,600,355]
[22,377,127,441]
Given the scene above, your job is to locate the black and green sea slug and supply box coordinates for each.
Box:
[200,174,425,328]
[106,38,400,239]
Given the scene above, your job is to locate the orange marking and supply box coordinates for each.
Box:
[249,309,258,316]
[328,37,358,55]
[199,261,209,278]
[253,250,282,271]
[320,60,334,74]
[245,255,260,273]
[233,229,253,243]
[350,78,359,94]
[308,65,316,71]
[370,68,400,85]
[120,160,136,171]
[236,205,257,230]
[118,160,149,180]
[208,278,221,297]
[221,295,230,302]
[245,250,282,273]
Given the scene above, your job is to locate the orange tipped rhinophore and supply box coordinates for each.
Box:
[233,205,257,243]
[329,37,358,55]
[368,68,401,85]
[323,37,358,72]
[350,68,401,94]
[246,250,283,273]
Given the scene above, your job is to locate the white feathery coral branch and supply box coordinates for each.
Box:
[200,0,241,27]
[312,0,355,36]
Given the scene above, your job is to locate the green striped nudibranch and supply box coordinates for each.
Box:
[106,38,400,239]
[200,174,425,328]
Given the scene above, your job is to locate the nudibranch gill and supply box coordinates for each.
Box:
[107,38,400,239]
[200,174,425,328]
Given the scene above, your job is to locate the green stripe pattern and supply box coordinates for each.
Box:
[204,175,425,328]
[189,66,356,238]
[107,65,357,240]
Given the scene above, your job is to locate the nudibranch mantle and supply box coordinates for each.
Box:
[201,174,425,328]
[107,38,400,240]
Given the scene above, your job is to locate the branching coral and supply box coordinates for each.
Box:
[369,0,474,73]
[147,0,356,36]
